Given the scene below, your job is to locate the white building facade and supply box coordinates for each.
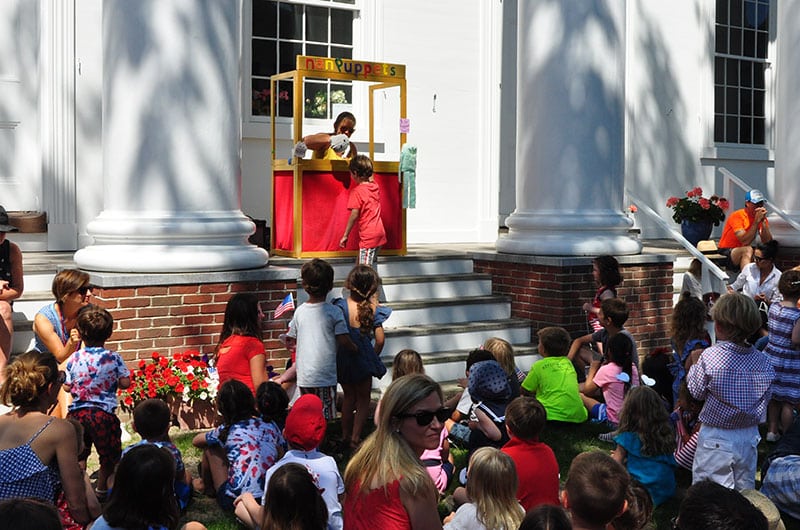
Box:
[1,0,798,270]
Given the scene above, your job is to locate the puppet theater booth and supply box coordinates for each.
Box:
[270,56,407,258]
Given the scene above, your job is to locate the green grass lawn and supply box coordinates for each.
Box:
[113,419,800,530]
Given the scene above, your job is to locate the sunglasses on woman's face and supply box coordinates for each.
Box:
[397,407,449,426]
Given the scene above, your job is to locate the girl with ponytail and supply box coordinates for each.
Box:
[333,265,392,451]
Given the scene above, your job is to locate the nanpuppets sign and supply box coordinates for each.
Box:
[297,55,405,81]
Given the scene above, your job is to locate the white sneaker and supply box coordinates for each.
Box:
[766,432,781,442]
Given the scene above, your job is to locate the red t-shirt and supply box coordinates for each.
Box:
[344,479,410,530]
[719,208,768,249]
[216,334,265,394]
[347,181,387,249]
[502,435,560,510]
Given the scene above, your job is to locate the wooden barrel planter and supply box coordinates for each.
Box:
[8,211,47,233]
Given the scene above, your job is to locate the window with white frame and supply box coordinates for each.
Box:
[714,0,770,145]
[251,0,356,119]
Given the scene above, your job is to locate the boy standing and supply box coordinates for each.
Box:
[339,154,386,268]
[502,396,560,510]
[522,327,587,423]
[64,306,131,498]
[126,399,192,511]
[686,292,773,490]
[288,258,355,420]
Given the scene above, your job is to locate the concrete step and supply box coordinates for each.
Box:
[385,295,511,327]
[381,273,493,301]
[271,254,475,280]
[381,318,532,358]
[11,290,51,321]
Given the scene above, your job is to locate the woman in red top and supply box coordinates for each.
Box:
[215,293,267,394]
[343,374,444,530]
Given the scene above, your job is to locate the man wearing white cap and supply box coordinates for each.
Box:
[718,189,773,272]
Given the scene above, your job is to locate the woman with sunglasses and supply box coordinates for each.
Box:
[33,269,92,417]
[727,240,782,348]
[344,373,446,530]
[0,350,99,526]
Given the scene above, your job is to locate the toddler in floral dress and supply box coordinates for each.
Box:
[192,379,285,511]
[64,305,131,499]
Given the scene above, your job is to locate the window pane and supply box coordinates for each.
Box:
[305,81,329,119]
[743,29,755,57]
[278,80,294,118]
[253,0,277,38]
[740,116,752,143]
[739,61,752,88]
[741,88,753,115]
[753,62,765,89]
[307,43,328,58]
[715,25,728,53]
[726,58,739,86]
[714,115,725,142]
[756,31,768,58]
[279,3,302,40]
[279,41,303,73]
[333,0,355,4]
[757,3,769,30]
[715,86,725,114]
[716,0,728,24]
[744,0,758,28]
[726,116,739,142]
[730,28,742,55]
[715,57,725,84]
[331,10,353,44]
[753,89,765,115]
[330,83,351,107]
[753,118,765,143]
[726,87,738,114]
[730,0,743,27]
[252,40,276,77]
[331,46,352,59]
[252,78,271,116]
[306,6,328,43]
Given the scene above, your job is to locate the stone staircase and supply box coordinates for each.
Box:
[283,254,539,389]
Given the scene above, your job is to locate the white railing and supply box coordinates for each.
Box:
[625,188,729,296]
[719,167,800,234]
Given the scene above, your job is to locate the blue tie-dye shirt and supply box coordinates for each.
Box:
[65,346,130,413]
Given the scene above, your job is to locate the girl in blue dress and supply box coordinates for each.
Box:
[333,265,391,451]
[611,386,677,506]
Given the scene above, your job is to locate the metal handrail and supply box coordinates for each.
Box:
[625,188,729,294]
[719,167,800,234]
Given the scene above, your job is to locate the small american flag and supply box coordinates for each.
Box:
[273,293,295,319]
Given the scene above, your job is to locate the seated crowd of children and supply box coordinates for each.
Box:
[2,254,799,530]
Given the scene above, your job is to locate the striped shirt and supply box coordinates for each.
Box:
[686,341,773,429]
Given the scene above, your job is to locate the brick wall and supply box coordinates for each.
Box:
[473,257,674,355]
[90,279,297,369]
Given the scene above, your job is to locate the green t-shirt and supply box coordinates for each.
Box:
[521,356,587,423]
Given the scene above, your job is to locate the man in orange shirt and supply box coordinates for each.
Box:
[718,189,772,271]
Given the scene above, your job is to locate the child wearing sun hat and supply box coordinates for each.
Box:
[234,394,345,530]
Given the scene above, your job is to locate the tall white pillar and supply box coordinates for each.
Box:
[75,0,268,272]
[769,0,800,246]
[41,0,78,251]
[497,0,641,256]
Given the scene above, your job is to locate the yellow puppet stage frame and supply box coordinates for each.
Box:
[269,56,408,258]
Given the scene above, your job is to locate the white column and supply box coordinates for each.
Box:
[768,0,800,246]
[41,0,78,251]
[497,0,641,256]
[75,0,268,272]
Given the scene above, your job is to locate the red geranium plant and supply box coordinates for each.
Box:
[666,187,730,225]
[118,350,219,413]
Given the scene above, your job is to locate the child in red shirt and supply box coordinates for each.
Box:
[501,396,560,510]
[339,155,387,268]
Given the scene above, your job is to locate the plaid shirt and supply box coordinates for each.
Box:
[686,341,773,429]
